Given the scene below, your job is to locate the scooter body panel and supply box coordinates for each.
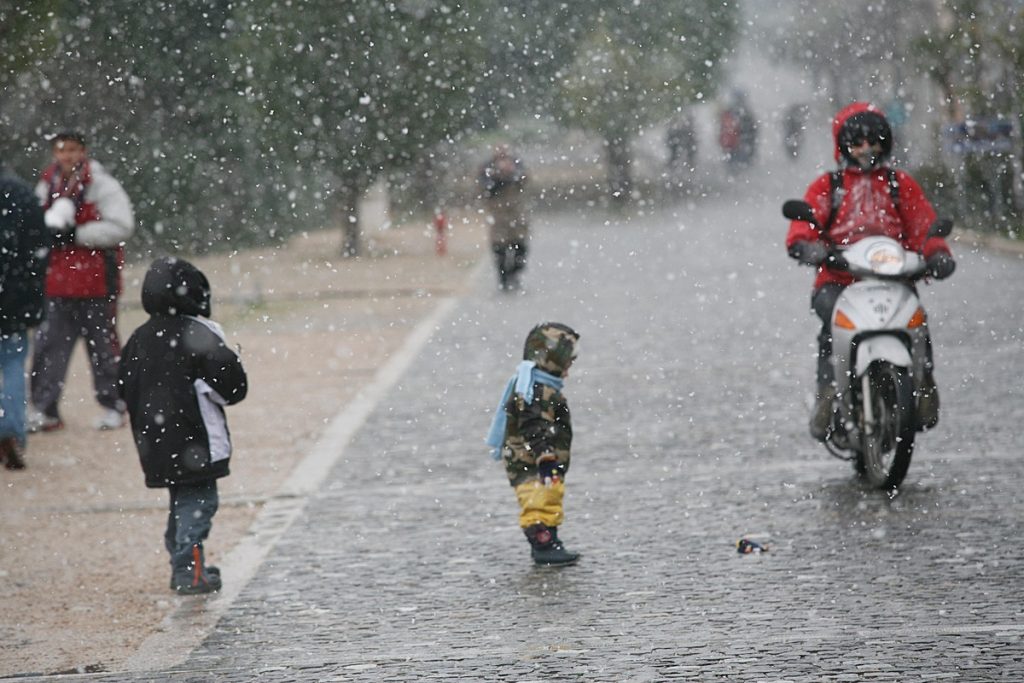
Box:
[831,279,927,426]
[853,335,912,375]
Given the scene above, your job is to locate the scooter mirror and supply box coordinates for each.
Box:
[927,217,953,238]
[782,199,819,227]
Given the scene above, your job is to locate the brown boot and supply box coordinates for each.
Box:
[809,384,835,442]
[917,372,939,431]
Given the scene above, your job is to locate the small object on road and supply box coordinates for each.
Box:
[736,537,770,554]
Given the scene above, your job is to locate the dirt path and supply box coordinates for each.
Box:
[0,216,486,677]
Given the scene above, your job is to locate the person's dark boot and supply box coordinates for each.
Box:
[26,408,62,433]
[524,523,579,566]
[171,545,222,594]
[917,372,940,431]
[173,570,221,595]
[0,437,26,470]
[169,565,219,590]
[809,384,836,442]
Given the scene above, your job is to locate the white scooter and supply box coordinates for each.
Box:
[782,200,952,489]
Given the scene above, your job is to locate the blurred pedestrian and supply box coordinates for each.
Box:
[478,145,529,291]
[719,89,757,167]
[0,161,50,469]
[666,111,698,173]
[782,103,808,160]
[119,257,248,594]
[28,131,134,432]
[485,322,581,566]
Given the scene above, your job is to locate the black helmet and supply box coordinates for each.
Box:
[837,110,892,167]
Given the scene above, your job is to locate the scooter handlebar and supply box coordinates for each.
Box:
[827,242,929,281]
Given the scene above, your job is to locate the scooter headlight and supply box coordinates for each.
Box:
[864,242,905,275]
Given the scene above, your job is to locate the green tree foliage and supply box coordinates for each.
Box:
[555,2,738,199]
[758,1,939,108]
[97,0,257,252]
[0,0,264,252]
[466,1,584,125]
[763,1,1024,141]
[914,1,1024,117]
[232,0,486,254]
[911,1,1024,225]
[0,0,738,252]
[0,1,58,94]
[766,1,1024,225]
[0,0,487,255]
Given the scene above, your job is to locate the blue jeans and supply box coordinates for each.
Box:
[165,481,219,583]
[0,333,29,447]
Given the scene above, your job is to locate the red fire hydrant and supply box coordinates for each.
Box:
[434,211,448,256]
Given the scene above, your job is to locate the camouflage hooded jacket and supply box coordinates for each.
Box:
[502,323,578,486]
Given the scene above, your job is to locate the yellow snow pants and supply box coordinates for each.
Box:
[514,479,565,528]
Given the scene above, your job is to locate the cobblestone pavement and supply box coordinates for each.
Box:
[61,184,1024,681]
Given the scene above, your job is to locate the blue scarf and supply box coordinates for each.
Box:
[484,360,564,460]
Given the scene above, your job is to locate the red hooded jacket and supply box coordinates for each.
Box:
[785,101,952,289]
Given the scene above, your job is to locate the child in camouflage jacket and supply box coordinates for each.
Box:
[486,322,580,565]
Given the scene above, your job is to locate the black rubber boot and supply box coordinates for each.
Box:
[169,565,219,590]
[809,384,836,442]
[171,545,223,594]
[174,573,221,595]
[917,371,940,431]
[0,437,25,470]
[524,524,579,566]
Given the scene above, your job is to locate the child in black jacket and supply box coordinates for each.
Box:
[119,257,247,594]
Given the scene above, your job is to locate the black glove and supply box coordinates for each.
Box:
[536,453,561,484]
[926,252,956,279]
[825,250,849,270]
[788,240,827,266]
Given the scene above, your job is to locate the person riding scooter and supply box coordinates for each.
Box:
[785,101,956,441]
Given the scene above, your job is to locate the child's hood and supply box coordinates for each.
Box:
[523,322,579,376]
[141,256,212,317]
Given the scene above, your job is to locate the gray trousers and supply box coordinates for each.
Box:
[30,297,123,417]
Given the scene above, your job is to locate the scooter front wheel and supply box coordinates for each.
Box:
[858,361,916,489]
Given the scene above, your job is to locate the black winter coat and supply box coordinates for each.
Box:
[0,170,49,335]
[119,257,247,488]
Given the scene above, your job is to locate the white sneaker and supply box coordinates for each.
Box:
[27,408,63,433]
[94,409,126,431]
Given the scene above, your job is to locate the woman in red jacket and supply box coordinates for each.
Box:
[785,102,955,441]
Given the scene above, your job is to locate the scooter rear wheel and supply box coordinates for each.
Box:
[858,361,916,489]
